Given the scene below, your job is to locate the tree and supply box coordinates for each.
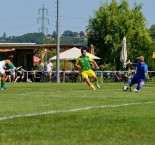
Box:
[60,37,87,45]
[149,24,155,45]
[87,0,152,70]
[52,31,57,39]
[148,24,155,70]
[3,32,6,38]
[73,32,78,37]
[9,33,45,44]
[62,30,74,37]
[79,31,85,37]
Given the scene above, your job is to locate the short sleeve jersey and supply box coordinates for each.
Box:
[46,62,53,72]
[76,56,93,72]
[37,62,44,71]
[132,63,148,79]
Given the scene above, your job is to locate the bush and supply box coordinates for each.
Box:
[99,64,113,71]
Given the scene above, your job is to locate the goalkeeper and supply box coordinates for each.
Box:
[126,56,149,92]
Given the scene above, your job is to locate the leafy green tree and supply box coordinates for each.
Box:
[60,37,75,44]
[46,39,56,44]
[52,31,57,39]
[87,0,152,70]
[148,25,155,70]
[62,30,74,37]
[149,24,155,45]
[9,32,45,44]
[79,31,85,37]
[3,32,6,38]
[73,32,78,37]
[60,37,87,46]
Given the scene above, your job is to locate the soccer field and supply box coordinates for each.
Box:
[0,82,155,145]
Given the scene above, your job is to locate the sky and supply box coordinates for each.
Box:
[0,0,155,37]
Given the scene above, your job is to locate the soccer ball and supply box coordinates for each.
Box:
[122,86,129,91]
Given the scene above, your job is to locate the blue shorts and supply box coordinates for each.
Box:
[131,77,145,85]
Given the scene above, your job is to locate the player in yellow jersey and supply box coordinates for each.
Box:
[75,47,100,90]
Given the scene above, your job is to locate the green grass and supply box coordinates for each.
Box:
[0,82,155,145]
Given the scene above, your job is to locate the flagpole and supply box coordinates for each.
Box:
[56,0,60,83]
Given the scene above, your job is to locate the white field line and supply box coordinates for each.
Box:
[0,101,154,121]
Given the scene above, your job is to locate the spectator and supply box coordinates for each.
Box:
[5,70,11,82]
[10,69,16,82]
[37,60,44,80]
[46,59,53,82]
[37,60,44,72]
[14,66,25,82]
[30,69,40,82]
[70,68,78,83]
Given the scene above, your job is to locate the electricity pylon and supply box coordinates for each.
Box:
[37,4,49,35]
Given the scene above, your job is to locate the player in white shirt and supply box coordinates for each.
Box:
[0,59,16,90]
[46,59,53,82]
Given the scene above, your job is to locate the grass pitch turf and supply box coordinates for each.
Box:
[0,82,155,145]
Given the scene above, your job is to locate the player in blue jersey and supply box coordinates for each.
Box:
[127,56,148,92]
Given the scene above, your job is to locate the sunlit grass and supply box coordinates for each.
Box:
[0,82,155,145]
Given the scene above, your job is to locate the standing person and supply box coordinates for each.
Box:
[46,59,53,82]
[0,59,16,90]
[37,60,44,72]
[37,60,44,80]
[127,56,148,92]
[75,47,100,90]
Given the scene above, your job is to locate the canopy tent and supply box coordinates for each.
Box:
[50,47,101,60]
[33,56,40,63]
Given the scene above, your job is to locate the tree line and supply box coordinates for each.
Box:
[0,30,87,46]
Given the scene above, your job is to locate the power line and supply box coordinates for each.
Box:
[60,16,89,20]
[37,4,49,35]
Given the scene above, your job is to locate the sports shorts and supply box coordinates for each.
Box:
[0,67,5,76]
[81,69,96,79]
[131,77,145,85]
